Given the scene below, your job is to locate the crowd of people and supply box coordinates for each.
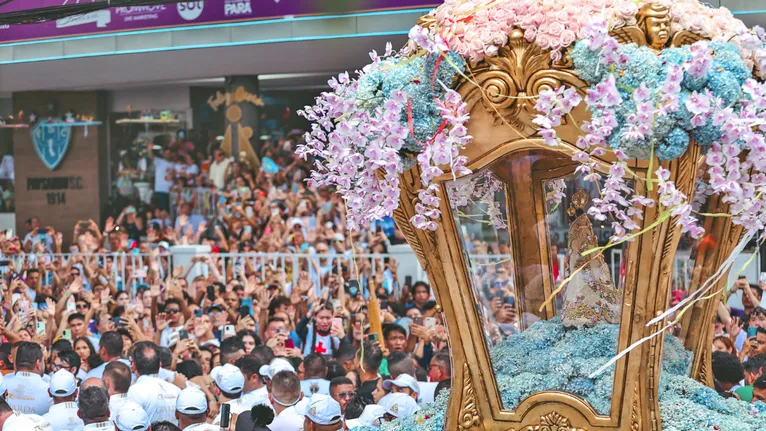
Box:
[711,276,766,403]
[0,133,465,430]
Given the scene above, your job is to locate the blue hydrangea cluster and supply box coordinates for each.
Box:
[353,51,467,155]
[571,41,750,160]
[357,319,766,431]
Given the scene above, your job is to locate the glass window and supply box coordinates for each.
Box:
[446,150,628,415]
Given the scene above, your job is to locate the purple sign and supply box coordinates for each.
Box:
[0,0,110,14]
[0,0,439,43]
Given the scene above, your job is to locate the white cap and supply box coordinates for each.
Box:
[259,358,296,379]
[211,363,245,393]
[5,413,53,431]
[49,369,77,397]
[114,401,150,431]
[158,240,171,250]
[382,374,420,395]
[378,392,420,419]
[305,394,342,426]
[176,387,209,415]
[345,404,387,428]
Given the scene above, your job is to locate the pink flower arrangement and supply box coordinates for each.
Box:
[427,0,754,67]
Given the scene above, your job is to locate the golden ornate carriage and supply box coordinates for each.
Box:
[391,5,742,430]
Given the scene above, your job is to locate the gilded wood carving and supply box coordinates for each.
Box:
[609,4,704,51]
[458,363,481,431]
[508,412,586,431]
[389,4,717,431]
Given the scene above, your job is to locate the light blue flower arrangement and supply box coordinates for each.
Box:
[356,318,766,431]
[571,40,750,160]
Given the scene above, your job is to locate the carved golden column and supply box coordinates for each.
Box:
[679,194,745,386]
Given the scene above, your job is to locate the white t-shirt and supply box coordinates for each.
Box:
[108,393,129,423]
[43,401,83,431]
[183,422,219,430]
[3,412,52,430]
[209,159,230,190]
[85,358,130,381]
[417,381,439,405]
[301,327,340,357]
[5,371,53,414]
[212,396,253,426]
[268,406,304,431]
[153,158,175,193]
[160,325,184,348]
[127,374,181,425]
[82,422,115,431]
[299,379,330,396]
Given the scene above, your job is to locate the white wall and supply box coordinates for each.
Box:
[0,213,15,233]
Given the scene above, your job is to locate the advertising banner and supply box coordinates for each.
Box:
[0,0,438,43]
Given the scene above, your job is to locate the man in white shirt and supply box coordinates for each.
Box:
[299,354,330,396]
[210,364,245,426]
[148,146,176,211]
[114,401,150,431]
[266,371,304,431]
[77,385,115,431]
[103,361,132,423]
[4,341,53,415]
[209,149,231,190]
[175,388,218,430]
[43,369,83,431]
[159,298,186,348]
[235,355,268,409]
[86,331,127,380]
[127,342,181,425]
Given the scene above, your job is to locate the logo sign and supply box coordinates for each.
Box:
[31,121,72,171]
[56,10,111,28]
[224,0,252,16]
[177,1,204,21]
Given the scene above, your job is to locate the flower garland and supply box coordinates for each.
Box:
[533,23,759,243]
[297,39,469,231]
[426,0,760,70]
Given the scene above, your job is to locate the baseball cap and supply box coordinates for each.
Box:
[305,394,342,426]
[5,413,53,431]
[378,392,420,419]
[206,304,224,313]
[115,401,150,431]
[259,358,296,379]
[158,241,171,250]
[345,404,386,428]
[49,369,77,397]
[382,374,420,394]
[211,363,245,393]
[176,387,209,415]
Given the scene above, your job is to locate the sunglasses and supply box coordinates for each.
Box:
[334,392,355,399]
[166,308,181,314]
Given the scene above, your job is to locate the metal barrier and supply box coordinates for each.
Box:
[1,250,750,296]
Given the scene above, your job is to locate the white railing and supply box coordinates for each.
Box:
[3,249,759,295]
